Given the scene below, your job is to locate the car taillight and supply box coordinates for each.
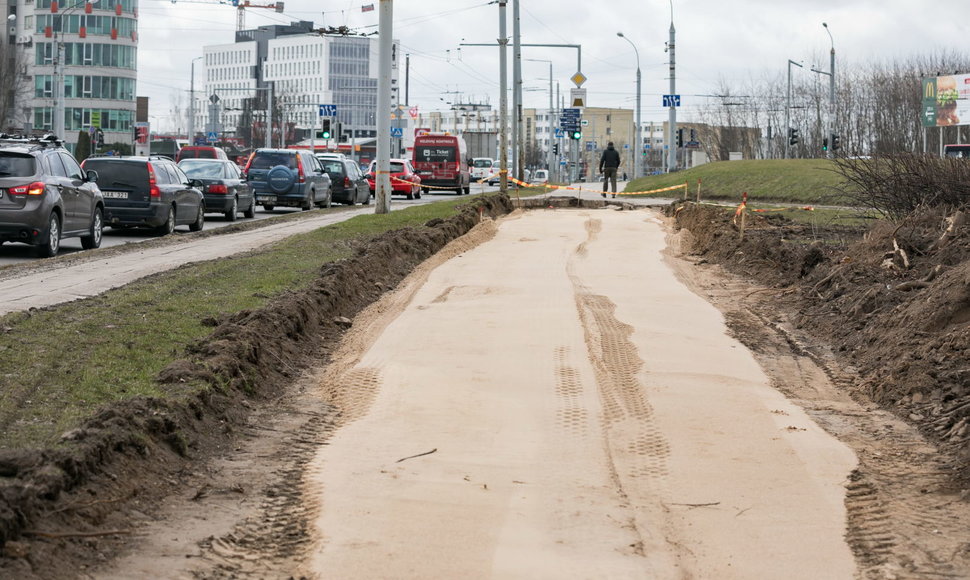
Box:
[343,176,351,188]
[208,184,228,194]
[296,155,306,184]
[146,162,161,198]
[8,181,46,196]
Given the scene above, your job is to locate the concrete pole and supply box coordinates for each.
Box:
[188,57,202,144]
[785,59,802,159]
[667,19,677,173]
[498,1,508,193]
[512,0,522,182]
[618,32,640,179]
[547,62,554,178]
[265,82,272,149]
[375,0,394,213]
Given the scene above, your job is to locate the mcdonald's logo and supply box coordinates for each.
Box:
[924,79,937,99]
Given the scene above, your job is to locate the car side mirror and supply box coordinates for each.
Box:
[85,169,99,183]
[189,178,204,188]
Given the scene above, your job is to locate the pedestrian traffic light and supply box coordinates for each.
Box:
[831,134,841,151]
[318,119,332,140]
[95,128,104,149]
[788,128,799,146]
[570,129,582,140]
[822,137,829,151]
[676,128,684,148]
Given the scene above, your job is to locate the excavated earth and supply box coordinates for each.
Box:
[1,193,970,578]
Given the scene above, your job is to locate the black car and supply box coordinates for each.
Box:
[81,156,205,236]
[319,158,370,205]
[178,159,256,221]
[244,149,332,211]
[0,134,103,257]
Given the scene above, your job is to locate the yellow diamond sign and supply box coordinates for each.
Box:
[571,71,587,88]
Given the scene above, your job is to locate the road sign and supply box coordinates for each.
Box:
[318,104,338,116]
[571,71,587,87]
[207,131,218,143]
[561,108,580,118]
[570,88,586,108]
[662,94,681,107]
[554,128,564,138]
[390,127,403,138]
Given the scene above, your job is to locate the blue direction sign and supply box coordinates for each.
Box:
[662,94,681,107]
[318,104,338,116]
[561,107,581,117]
[390,127,404,138]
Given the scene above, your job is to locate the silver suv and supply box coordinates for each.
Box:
[244,148,332,211]
[0,134,103,257]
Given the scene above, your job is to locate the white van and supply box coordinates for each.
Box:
[532,169,549,184]
[471,157,495,182]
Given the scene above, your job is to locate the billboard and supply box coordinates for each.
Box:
[922,73,970,127]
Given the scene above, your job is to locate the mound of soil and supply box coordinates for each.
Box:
[670,203,970,474]
[0,194,513,577]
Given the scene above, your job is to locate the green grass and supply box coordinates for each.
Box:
[625,159,851,205]
[0,197,477,448]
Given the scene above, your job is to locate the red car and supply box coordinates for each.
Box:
[366,159,422,200]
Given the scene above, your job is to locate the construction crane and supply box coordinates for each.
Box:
[168,0,284,32]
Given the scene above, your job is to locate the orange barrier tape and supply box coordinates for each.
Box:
[751,206,815,212]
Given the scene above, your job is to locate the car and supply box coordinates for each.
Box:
[365,159,422,200]
[531,169,549,184]
[470,157,495,183]
[487,160,502,186]
[176,146,229,163]
[244,148,332,211]
[319,157,370,205]
[315,152,347,162]
[0,133,104,257]
[178,159,256,221]
[80,155,206,236]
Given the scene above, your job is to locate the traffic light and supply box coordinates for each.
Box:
[676,128,684,148]
[831,134,841,151]
[95,129,104,149]
[690,128,697,141]
[318,119,332,140]
[788,128,799,146]
[553,143,559,155]
[822,137,829,151]
[570,129,582,140]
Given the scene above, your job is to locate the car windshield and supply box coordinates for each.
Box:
[0,153,36,177]
[249,152,297,170]
[321,161,345,175]
[180,162,225,178]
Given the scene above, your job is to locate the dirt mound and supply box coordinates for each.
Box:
[670,202,970,475]
[0,194,513,577]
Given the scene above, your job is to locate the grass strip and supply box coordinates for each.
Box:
[0,198,473,449]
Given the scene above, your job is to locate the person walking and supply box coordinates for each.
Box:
[599,142,621,198]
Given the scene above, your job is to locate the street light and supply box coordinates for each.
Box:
[187,56,203,144]
[53,0,99,139]
[785,59,803,159]
[823,22,835,158]
[617,32,641,179]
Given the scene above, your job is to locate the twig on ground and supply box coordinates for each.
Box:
[395,448,438,463]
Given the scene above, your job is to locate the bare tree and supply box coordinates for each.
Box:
[0,41,33,133]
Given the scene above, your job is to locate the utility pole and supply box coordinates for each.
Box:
[824,22,835,159]
[785,59,802,159]
[375,0,393,213]
[667,3,677,173]
[498,1,509,193]
[188,56,203,144]
[512,0,522,183]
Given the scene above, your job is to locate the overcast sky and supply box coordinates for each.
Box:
[138,0,970,131]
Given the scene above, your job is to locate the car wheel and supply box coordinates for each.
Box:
[302,191,313,211]
[422,187,429,194]
[463,185,471,195]
[324,188,332,208]
[406,190,414,200]
[415,189,422,200]
[80,207,103,250]
[363,191,371,205]
[189,203,205,232]
[243,199,256,218]
[36,212,61,258]
[225,197,238,221]
[455,186,463,195]
[156,205,176,236]
[263,204,275,211]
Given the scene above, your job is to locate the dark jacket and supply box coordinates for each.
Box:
[599,145,620,170]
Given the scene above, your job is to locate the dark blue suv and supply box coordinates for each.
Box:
[244,149,332,211]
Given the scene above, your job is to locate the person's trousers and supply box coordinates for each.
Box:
[602,167,618,193]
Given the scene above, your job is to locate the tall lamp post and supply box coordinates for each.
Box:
[187,56,203,144]
[666,0,677,172]
[785,59,803,159]
[617,32,640,179]
[823,22,835,158]
[53,0,99,139]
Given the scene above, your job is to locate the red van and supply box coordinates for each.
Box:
[412,133,470,195]
[176,146,229,163]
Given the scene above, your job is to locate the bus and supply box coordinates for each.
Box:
[944,144,970,158]
[412,133,470,195]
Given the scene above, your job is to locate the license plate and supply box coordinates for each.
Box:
[257,195,276,202]
[0,189,4,198]
[102,191,128,199]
